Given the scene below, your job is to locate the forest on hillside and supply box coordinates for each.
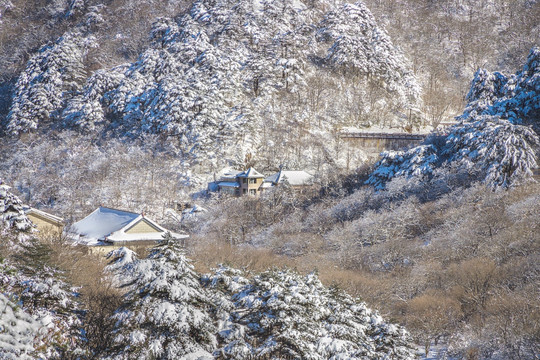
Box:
[0,0,539,359]
[0,0,538,217]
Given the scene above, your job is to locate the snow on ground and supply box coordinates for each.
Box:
[0,293,45,360]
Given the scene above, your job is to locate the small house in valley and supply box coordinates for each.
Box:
[210,167,266,197]
[70,206,187,248]
[209,167,315,197]
[24,208,64,235]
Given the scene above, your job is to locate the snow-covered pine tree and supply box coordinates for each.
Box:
[460,46,540,128]
[6,30,96,134]
[108,233,216,359]
[105,247,138,276]
[0,179,33,232]
[444,116,539,189]
[367,47,540,190]
[9,239,85,359]
[201,265,252,358]
[210,268,416,359]
[365,145,439,190]
[461,69,508,119]
[63,65,128,132]
[317,1,420,107]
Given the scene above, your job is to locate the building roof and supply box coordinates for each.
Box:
[71,206,186,245]
[265,170,314,186]
[216,168,243,181]
[24,208,64,225]
[218,181,240,188]
[237,167,264,178]
[221,170,243,178]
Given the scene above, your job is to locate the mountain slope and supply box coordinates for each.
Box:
[5,0,420,169]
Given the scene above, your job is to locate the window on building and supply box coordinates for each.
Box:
[243,178,247,184]
[243,189,247,194]
[249,178,257,184]
[249,189,256,195]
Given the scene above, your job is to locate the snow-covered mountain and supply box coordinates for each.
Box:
[5,0,420,169]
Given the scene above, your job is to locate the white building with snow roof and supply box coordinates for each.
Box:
[70,206,187,246]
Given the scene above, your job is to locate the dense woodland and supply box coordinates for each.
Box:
[0,0,539,359]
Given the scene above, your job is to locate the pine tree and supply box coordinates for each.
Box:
[6,30,96,134]
[460,46,540,127]
[367,46,540,190]
[9,239,85,359]
[63,65,128,132]
[104,246,139,285]
[0,179,33,232]
[444,116,539,189]
[108,233,216,359]
[201,265,252,358]
[317,1,420,107]
[461,69,508,118]
[366,145,439,190]
[209,268,416,359]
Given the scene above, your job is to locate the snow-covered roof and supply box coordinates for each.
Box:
[218,181,240,188]
[261,182,274,188]
[222,170,243,178]
[216,168,243,181]
[237,167,264,178]
[265,170,314,186]
[71,206,186,245]
[71,207,139,244]
[24,207,64,225]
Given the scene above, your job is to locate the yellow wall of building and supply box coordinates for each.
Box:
[125,219,161,234]
[27,213,63,234]
[87,243,154,256]
[239,177,263,195]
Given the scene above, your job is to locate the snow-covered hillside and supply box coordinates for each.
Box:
[367,47,540,190]
[5,0,420,170]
